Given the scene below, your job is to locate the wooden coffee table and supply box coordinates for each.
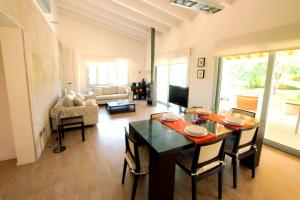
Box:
[106,99,136,114]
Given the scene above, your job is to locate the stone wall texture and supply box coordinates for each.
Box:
[0,0,62,158]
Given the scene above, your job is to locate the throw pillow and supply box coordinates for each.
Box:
[76,93,85,101]
[74,97,84,106]
[63,95,75,107]
[68,90,76,96]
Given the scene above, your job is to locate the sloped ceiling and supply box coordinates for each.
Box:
[57,0,236,41]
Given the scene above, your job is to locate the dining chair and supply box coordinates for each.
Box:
[122,127,149,200]
[185,106,203,114]
[150,112,168,120]
[231,108,256,118]
[224,126,259,188]
[176,138,225,200]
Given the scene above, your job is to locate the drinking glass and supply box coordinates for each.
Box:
[192,114,198,124]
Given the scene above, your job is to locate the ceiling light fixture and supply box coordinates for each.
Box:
[170,0,224,14]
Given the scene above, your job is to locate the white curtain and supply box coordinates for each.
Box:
[82,56,128,87]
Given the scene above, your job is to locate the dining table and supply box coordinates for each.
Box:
[129,112,259,200]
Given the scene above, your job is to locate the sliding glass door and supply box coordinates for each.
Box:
[157,65,169,104]
[264,50,300,151]
[216,49,300,154]
[218,54,269,119]
[156,60,189,105]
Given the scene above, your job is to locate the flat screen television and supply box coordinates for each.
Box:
[168,85,189,108]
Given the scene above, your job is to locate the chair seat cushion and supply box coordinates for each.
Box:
[176,148,222,175]
[225,143,253,156]
[125,145,149,175]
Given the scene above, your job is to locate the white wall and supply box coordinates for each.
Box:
[0,42,15,161]
[154,0,300,107]
[58,14,147,92]
[61,46,75,90]
[0,27,36,165]
[0,0,63,164]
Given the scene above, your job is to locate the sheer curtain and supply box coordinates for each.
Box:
[156,48,191,104]
[83,56,128,87]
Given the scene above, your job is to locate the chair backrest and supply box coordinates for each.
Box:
[191,138,225,172]
[233,126,259,154]
[231,108,256,118]
[124,127,140,171]
[236,95,258,111]
[150,112,168,120]
[185,106,203,114]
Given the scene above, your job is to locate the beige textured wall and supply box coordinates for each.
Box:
[0,0,62,160]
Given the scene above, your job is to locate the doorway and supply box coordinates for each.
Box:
[0,12,36,165]
[264,49,300,151]
[218,53,269,118]
[215,49,300,156]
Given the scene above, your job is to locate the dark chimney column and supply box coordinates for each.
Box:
[150,27,157,106]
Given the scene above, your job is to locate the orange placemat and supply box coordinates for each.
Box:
[198,114,254,131]
[161,119,217,144]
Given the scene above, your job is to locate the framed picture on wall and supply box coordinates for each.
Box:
[197,70,205,78]
[197,57,205,67]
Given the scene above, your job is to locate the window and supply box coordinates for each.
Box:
[85,59,128,86]
[169,62,188,87]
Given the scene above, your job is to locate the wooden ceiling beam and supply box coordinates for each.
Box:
[111,0,181,27]
[81,0,169,33]
[58,0,150,35]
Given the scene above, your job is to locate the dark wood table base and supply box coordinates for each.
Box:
[149,150,177,200]
[106,103,136,114]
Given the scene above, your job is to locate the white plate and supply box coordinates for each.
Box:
[161,113,180,121]
[196,108,212,115]
[184,125,208,137]
[223,117,246,126]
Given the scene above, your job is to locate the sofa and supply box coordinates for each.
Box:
[50,91,99,131]
[88,85,133,105]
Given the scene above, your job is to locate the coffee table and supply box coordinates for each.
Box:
[106,99,136,114]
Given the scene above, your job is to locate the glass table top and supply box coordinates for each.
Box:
[129,114,233,155]
[107,99,134,107]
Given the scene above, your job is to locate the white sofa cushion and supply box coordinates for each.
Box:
[118,86,127,94]
[93,87,103,96]
[95,94,128,101]
[111,94,128,99]
[95,95,114,101]
[111,86,119,94]
[102,86,118,95]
